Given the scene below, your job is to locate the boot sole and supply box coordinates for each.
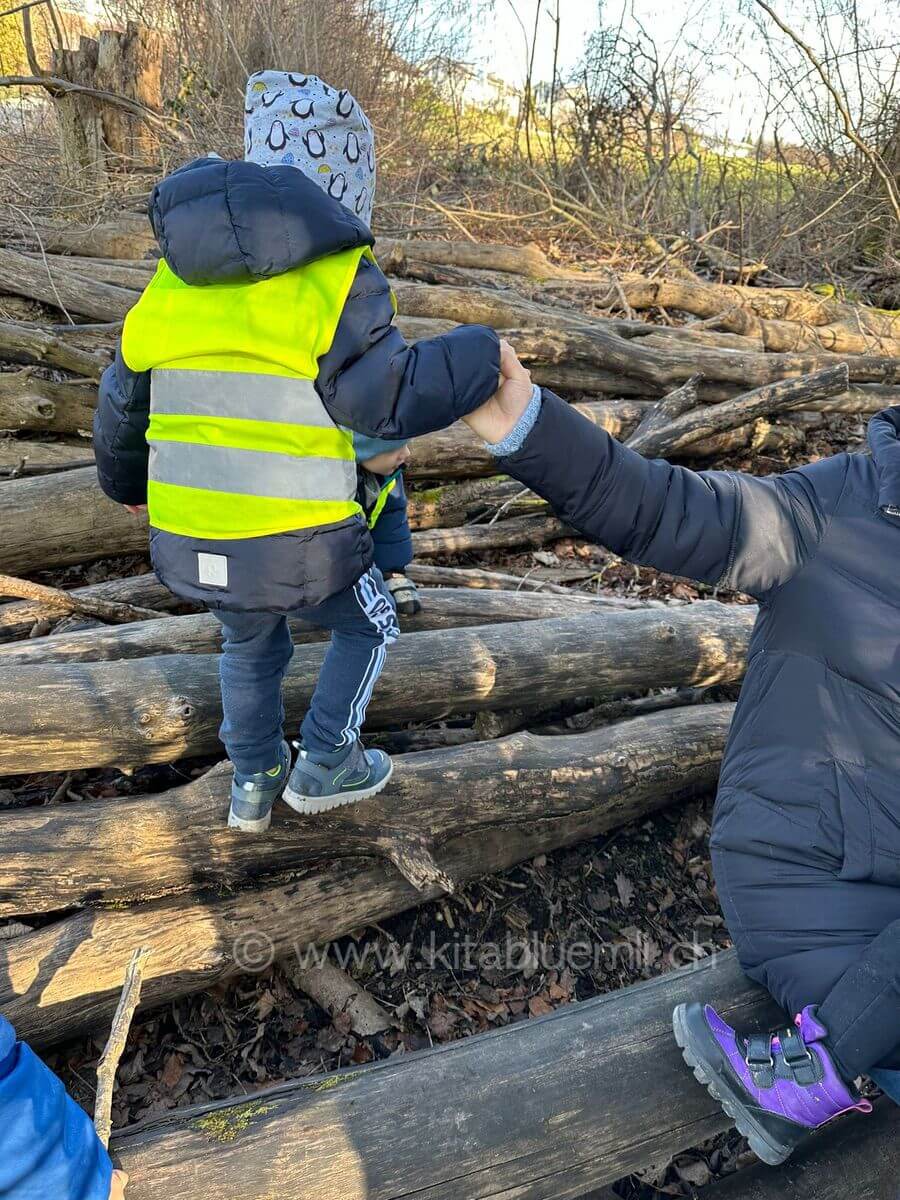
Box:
[227,808,273,833]
[282,760,394,815]
[672,1003,795,1167]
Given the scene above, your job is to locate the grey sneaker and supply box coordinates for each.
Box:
[228,739,291,833]
[282,740,393,815]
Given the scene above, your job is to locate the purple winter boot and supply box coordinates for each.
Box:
[672,1002,872,1165]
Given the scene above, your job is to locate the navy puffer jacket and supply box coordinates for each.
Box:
[94,157,500,611]
[498,391,900,1064]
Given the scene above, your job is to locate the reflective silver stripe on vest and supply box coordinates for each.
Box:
[151,369,334,427]
[148,441,357,501]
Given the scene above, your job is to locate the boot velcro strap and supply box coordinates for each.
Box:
[780,1028,818,1085]
[745,1034,775,1087]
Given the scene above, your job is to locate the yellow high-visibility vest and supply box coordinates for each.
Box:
[121,246,370,540]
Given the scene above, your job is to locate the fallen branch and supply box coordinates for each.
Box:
[93,946,150,1148]
[0,245,140,321]
[0,367,97,433]
[0,572,161,625]
[0,319,107,377]
[0,74,176,135]
[0,572,181,642]
[407,563,656,605]
[627,364,850,457]
[288,956,392,1038]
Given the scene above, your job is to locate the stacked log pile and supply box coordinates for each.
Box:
[1,230,896,1197]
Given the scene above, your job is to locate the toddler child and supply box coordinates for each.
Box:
[94,71,500,830]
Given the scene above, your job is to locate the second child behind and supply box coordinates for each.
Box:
[93,72,500,831]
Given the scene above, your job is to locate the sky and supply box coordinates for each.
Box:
[70,0,900,143]
[466,0,899,142]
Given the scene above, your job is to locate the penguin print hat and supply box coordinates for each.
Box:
[244,71,375,226]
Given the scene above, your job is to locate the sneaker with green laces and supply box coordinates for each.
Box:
[228,739,291,833]
[282,740,393,815]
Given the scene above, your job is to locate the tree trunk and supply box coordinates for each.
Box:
[0,587,629,666]
[0,216,156,259]
[0,246,139,321]
[412,514,571,557]
[110,950,784,1200]
[377,237,566,280]
[0,703,734,915]
[0,368,97,433]
[94,22,163,166]
[0,319,107,378]
[0,706,732,1045]
[0,468,147,576]
[0,603,755,774]
[0,441,93,472]
[51,37,109,196]
[0,467,572,576]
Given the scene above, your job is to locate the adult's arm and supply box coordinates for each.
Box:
[93,345,151,506]
[316,255,500,440]
[0,1014,113,1200]
[493,388,846,600]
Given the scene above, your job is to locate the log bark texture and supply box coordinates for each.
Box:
[110,951,785,1200]
[700,1100,898,1198]
[0,703,734,914]
[411,514,571,557]
[0,216,156,259]
[0,467,147,575]
[0,320,107,378]
[0,588,627,666]
[0,467,571,575]
[626,364,849,457]
[0,369,97,433]
[0,603,755,774]
[0,441,93,472]
[0,706,732,1045]
[93,23,163,164]
[0,246,138,321]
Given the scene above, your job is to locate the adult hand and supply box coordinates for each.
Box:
[123,504,147,516]
[462,340,534,445]
[110,1170,129,1199]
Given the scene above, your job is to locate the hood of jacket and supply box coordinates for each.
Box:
[147,155,373,286]
[867,406,900,515]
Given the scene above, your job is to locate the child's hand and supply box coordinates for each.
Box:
[123,504,147,516]
[462,340,533,445]
[109,1170,129,1200]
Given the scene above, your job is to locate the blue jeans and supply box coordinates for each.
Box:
[211,568,399,775]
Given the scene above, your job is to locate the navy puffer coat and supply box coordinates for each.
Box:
[498,391,900,1067]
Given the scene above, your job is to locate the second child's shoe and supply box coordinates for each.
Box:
[228,740,291,833]
[282,740,393,814]
[673,1002,872,1166]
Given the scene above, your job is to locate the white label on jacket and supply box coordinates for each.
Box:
[197,553,228,588]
